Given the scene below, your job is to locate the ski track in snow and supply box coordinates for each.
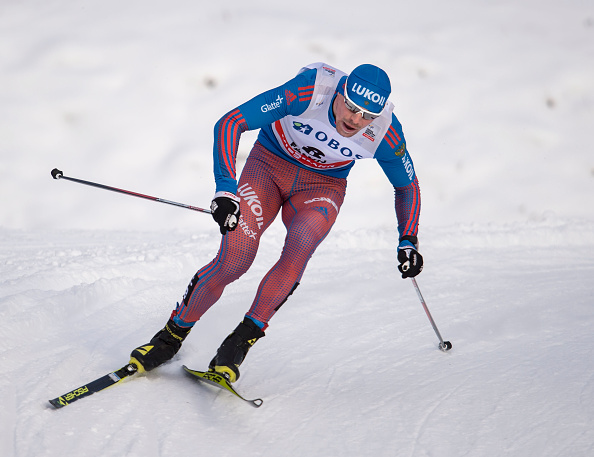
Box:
[1,222,593,456]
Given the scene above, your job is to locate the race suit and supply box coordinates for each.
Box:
[172,62,421,328]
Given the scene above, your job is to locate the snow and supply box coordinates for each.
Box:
[1,0,593,456]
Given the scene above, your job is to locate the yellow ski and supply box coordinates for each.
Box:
[182,365,263,408]
[49,363,138,408]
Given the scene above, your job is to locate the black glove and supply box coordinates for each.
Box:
[397,237,423,278]
[210,192,241,235]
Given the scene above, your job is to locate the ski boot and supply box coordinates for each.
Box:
[209,317,265,383]
[130,319,192,373]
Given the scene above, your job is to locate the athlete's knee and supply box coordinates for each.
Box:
[217,260,250,281]
[188,254,253,294]
[214,248,257,281]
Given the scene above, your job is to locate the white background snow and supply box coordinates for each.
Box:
[1,0,593,456]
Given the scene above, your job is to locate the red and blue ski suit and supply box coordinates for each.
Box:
[172,63,421,329]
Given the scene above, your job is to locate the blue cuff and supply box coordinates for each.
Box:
[398,240,416,251]
[245,315,266,329]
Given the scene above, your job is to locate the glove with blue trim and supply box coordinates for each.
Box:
[211,191,241,235]
[397,236,423,278]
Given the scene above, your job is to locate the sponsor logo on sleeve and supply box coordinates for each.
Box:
[285,89,297,105]
[261,95,284,113]
[401,154,414,180]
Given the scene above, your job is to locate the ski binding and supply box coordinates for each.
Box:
[182,365,263,408]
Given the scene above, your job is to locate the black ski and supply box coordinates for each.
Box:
[49,363,138,409]
[182,365,263,408]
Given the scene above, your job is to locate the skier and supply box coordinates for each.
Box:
[130,62,424,382]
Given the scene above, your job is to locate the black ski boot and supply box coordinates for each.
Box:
[209,318,265,383]
[130,319,192,373]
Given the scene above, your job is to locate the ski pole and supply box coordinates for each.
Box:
[410,277,452,352]
[51,168,211,214]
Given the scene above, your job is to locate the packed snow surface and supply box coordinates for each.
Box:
[1,0,593,456]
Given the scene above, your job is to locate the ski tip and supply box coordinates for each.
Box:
[48,398,66,409]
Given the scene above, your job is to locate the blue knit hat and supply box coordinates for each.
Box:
[345,64,391,114]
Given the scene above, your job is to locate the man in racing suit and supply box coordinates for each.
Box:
[130,62,423,382]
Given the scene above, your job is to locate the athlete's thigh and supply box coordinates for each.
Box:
[281,175,346,233]
[234,150,284,240]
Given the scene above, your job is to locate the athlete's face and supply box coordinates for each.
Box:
[333,93,374,137]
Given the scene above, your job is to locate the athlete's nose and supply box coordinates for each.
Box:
[346,111,365,127]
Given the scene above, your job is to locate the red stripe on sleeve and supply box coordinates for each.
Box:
[384,133,396,149]
[385,128,399,149]
[218,109,247,178]
[403,178,421,236]
[389,126,402,143]
[298,85,314,102]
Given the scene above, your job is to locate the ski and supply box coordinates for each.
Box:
[182,365,263,408]
[48,363,138,409]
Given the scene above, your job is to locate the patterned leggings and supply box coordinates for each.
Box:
[172,142,347,328]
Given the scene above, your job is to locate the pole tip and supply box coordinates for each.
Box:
[440,341,453,352]
[51,168,63,179]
